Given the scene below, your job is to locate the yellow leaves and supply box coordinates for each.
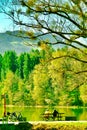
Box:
[38,41,48,50]
[64,2,70,10]
[32,65,48,104]
[26,8,31,14]
[26,30,35,39]
[70,36,78,41]
[35,13,39,19]
[72,0,81,5]
[26,30,34,36]
[1,71,15,99]
[41,43,47,50]
[75,30,81,34]
[70,30,82,40]
[18,79,24,91]
[52,49,66,58]
[4,71,14,87]
[35,6,42,12]
[62,2,79,14]
[40,59,45,64]
[27,0,37,6]
[79,84,87,105]
[51,7,58,12]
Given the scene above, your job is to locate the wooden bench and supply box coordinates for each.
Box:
[57,113,64,121]
[42,112,77,121]
[42,113,53,120]
[42,112,64,121]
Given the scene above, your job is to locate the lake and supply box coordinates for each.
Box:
[0,106,87,121]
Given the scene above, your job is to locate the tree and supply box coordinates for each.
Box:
[79,84,87,106]
[1,71,19,105]
[29,49,40,69]
[23,53,31,80]
[2,51,18,79]
[17,53,25,79]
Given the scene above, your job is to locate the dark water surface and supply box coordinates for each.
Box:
[0,106,87,121]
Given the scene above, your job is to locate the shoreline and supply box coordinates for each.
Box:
[0,120,87,124]
[2,105,87,108]
[0,121,87,129]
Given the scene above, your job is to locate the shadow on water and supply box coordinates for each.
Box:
[1,106,87,121]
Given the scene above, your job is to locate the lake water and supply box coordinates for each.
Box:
[0,106,87,121]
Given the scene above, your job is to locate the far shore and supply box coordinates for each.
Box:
[1,105,87,108]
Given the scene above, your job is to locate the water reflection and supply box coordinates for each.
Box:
[0,106,87,121]
[71,108,83,120]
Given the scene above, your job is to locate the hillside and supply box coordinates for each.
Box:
[0,31,63,54]
[0,31,34,54]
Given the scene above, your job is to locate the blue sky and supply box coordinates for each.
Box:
[0,0,21,33]
[0,13,13,32]
[0,0,14,33]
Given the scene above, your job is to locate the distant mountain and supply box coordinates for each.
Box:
[0,31,63,54]
[0,31,35,54]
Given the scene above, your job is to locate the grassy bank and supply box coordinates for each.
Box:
[31,121,87,130]
[1,121,87,130]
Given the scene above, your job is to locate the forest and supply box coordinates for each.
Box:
[0,0,87,107]
[0,43,87,107]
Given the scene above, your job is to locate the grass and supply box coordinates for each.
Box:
[0,121,87,130]
[31,121,87,130]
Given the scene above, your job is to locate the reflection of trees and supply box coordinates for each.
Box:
[28,108,44,121]
[71,108,83,120]
[80,108,87,121]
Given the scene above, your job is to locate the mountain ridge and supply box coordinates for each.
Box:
[0,31,62,54]
[0,31,34,54]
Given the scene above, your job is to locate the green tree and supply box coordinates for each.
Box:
[79,84,87,106]
[1,71,19,105]
[1,48,87,106]
[31,64,49,105]
[23,53,31,80]
[29,49,40,70]
[2,51,18,79]
[17,53,25,79]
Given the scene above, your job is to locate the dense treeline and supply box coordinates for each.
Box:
[0,45,87,106]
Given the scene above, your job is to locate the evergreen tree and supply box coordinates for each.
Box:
[23,53,31,80]
[17,53,25,79]
[2,51,18,78]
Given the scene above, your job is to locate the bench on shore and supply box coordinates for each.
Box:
[42,113,53,120]
[42,114,77,121]
[42,110,77,121]
[42,112,64,121]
